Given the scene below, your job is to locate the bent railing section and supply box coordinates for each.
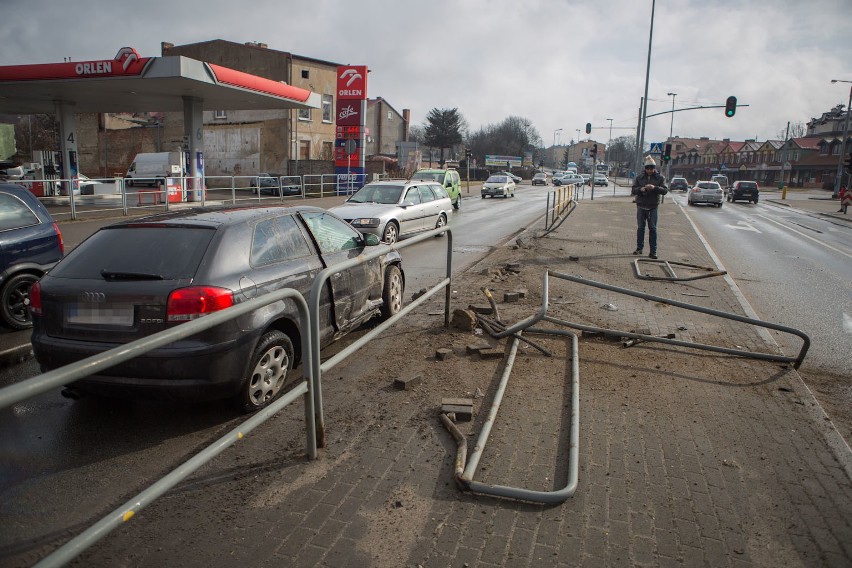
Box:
[308,226,453,447]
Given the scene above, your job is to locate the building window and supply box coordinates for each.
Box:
[298,108,311,121]
[299,140,311,160]
[213,110,227,120]
[387,111,393,120]
[301,69,309,79]
[322,94,333,123]
[321,141,333,160]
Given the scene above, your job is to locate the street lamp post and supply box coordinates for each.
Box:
[831,79,852,199]
[553,128,562,147]
[637,0,657,172]
[666,92,677,180]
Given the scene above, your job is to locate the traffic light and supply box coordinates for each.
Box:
[663,143,672,162]
[465,147,472,159]
[585,123,592,134]
[725,96,737,118]
[591,144,598,158]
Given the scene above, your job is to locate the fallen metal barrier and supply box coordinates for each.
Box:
[633,258,727,281]
[495,270,810,369]
[441,282,577,503]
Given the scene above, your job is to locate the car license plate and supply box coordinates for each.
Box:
[67,304,134,326]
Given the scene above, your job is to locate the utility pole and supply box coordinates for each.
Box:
[831,79,852,198]
[638,0,656,177]
[634,97,644,177]
[666,92,676,181]
[780,121,790,200]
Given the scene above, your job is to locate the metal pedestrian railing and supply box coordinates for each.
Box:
[0,225,454,566]
[543,183,577,235]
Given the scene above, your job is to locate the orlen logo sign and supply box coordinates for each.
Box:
[75,47,142,76]
[337,65,367,100]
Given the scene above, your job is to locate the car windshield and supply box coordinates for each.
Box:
[534,174,546,178]
[486,176,508,183]
[410,172,442,182]
[347,184,405,204]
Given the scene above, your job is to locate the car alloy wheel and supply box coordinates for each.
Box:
[0,272,38,330]
[435,214,447,236]
[382,222,399,244]
[381,265,404,319]
[237,331,294,413]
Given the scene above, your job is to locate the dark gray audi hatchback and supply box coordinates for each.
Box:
[30,205,404,412]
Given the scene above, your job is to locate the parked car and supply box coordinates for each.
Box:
[688,181,724,207]
[670,177,689,192]
[328,180,452,244]
[728,180,760,203]
[409,168,462,210]
[531,172,548,186]
[580,174,591,185]
[0,183,64,329]
[498,171,523,185]
[252,173,301,196]
[593,174,609,187]
[481,175,516,199]
[551,172,567,185]
[30,205,403,412]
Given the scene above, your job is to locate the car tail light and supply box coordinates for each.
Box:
[52,222,64,255]
[166,286,234,322]
[29,281,42,316]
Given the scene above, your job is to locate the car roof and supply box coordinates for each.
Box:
[105,204,328,229]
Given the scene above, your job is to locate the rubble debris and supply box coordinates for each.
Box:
[568,256,580,261]
[475,387,484,398]
[441,398,473,422]
[516,289,527,299]
[505,262,522,273]
[466,343,492,355]
[411,288,428,301]
[435,348,453,361]
[478,348,504,360]
[600,303,618,311]
[451,309,477,331]
[503,292,520,303]
[468,305,494,315]
[393,375,422,390]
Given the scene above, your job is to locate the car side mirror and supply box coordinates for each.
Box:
[363,233,381,246]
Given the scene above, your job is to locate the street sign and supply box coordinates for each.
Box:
[344,139,357,155]
[649,142,663,154]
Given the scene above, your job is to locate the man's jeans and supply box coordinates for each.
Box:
[636,207,658,253]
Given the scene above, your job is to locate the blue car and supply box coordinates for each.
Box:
[0,183,64,329]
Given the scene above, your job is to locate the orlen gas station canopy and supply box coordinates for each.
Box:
[0,47,320,187]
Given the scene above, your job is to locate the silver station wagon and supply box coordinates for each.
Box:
[329,180,452,244]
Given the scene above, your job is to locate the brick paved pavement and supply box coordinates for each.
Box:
[48,192,852,567]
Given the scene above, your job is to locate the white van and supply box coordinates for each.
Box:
[711,174,729,190]
[126,152,182,186]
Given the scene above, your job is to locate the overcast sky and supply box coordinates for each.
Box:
[3,0,851,148]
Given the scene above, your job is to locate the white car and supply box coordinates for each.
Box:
[481,175,516,199]
[688,181,724,207]
[593,174,609,186]
[329,180,452,244]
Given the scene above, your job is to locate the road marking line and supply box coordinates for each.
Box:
[756,214,852,260]
[724,221,761,232]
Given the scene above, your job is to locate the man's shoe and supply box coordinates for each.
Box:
[632,249,642,255]
[648,252,658,259]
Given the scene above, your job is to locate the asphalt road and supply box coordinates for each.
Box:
[672,191,852,376]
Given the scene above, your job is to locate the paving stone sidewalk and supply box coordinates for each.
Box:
[65,194,851,568]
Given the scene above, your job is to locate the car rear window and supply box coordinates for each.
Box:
[697,182,720,190]
[50,226,215,280]
[739,182,757,189]
[0,193,39,231]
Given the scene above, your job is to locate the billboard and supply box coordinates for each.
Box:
[485,155,523,168]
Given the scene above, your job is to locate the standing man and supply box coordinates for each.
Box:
[631,156,668,259]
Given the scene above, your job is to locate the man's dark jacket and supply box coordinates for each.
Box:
[631,170,668,209]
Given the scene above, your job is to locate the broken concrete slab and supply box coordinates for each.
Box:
[451,309,477,331]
